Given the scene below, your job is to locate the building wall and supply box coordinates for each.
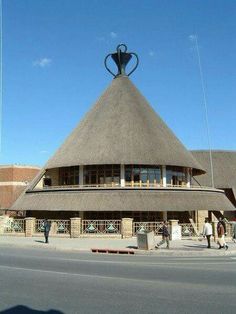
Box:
[46,168,59,186]
[0,166,40,211]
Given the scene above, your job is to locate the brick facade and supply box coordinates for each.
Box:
[0,166,40,212]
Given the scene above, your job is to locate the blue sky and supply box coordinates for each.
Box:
[1,0,236,166]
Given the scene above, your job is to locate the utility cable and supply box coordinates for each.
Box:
[192,34,214,188]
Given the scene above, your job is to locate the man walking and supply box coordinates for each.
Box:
[156,221,170,249]
[217,220,228,250]
[232,222,236,243]
[202,218,212,248]
[43,219,51,244]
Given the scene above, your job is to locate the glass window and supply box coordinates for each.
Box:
[133,167,140,183]
[125,165,162,186]
[166,166,187,186]
[125,166,132,182]
[140,167,148,183]
[59,166,80,186]
[84,165,120,186]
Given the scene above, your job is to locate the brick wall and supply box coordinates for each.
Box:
[0,168,14,181]
[0,166,40,183]
[12,167,40,182]
[0,166,40,210]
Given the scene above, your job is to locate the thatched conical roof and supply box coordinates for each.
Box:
[45,76,204,174]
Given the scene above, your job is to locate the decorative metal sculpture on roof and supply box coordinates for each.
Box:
[104,44,139,77]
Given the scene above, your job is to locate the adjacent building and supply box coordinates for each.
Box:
[191,150,236,221]
[0,165,40,216]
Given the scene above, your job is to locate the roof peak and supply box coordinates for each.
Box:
[104,44,139,78]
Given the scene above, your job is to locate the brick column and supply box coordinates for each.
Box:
[50,221,58,236]
[121,218,133,238]
[70,218,81,238]
[196,210,208,231]
[212,221,218,242]
[0,216,4,234]
[25,217,36,237]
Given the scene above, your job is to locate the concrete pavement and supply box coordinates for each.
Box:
[1,235,236,256]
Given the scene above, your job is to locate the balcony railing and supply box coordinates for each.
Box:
[32,183,220,191]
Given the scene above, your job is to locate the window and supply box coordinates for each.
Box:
[166,166,187,186]
[84,165,120,186]
[125,165,162,186]
[59,166,79,185]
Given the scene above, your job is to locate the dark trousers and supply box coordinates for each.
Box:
[206,235,211,248]
[44,232,49,243]
[158,236,170,248]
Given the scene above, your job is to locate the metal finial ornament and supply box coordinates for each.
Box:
[104,44,139,78]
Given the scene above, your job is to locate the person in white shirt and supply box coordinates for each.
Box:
[203,218,213,249]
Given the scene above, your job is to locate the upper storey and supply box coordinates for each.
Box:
[45,45,205,175]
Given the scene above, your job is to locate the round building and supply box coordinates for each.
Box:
[11,45,235,224]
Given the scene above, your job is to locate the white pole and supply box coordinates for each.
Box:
[0,0,2,154]
[162,166,166,187]
[193,35,214,188]
[120,164,125,187]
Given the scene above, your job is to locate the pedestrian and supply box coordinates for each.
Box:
[202,218,212,248]
[43,219,51,244]
[217,217,227,235]
[217,220,228,250]
[232,223,236,243]
[156,221,170,249]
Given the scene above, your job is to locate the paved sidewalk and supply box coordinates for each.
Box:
[1,235,236,256]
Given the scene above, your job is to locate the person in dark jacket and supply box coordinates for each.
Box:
[232,223,236,243]
[217,220,228,250]
[156,221,170,249]
[43,219,51,243]
[217,217,226,235]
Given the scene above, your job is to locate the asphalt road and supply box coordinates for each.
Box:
[0,247,236,314]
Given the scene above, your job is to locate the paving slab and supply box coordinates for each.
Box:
[0,235,236,256]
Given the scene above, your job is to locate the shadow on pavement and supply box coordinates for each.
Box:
[34,240,45,243]
[184,244,210,249]
[126,245,138,249]
[0,305,64,314]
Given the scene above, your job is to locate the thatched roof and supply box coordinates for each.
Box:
[11,188,235,212]
[45,76,204,174]
[191,150,236,189]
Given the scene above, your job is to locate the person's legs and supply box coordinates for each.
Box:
[156,237,170,249]
[44,232,49,243]
[218,237,224,248]
[166,236,170,249]
[156,237,165,248]
[221,235,228,250]
[206,235,211,248]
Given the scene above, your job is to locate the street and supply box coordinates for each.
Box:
[0,246,236,314]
